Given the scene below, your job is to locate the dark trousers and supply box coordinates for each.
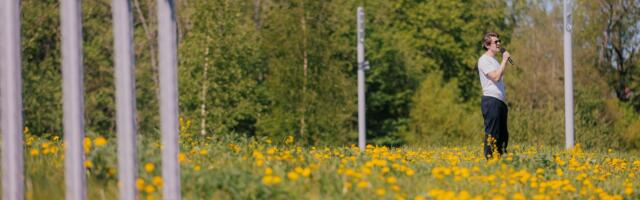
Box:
[481,96,509,159]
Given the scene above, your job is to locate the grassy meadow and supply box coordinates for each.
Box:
[8,1,640,200]
[13,119,640,200]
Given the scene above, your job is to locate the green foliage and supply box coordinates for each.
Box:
[505,0,640,152]
[21,0,124,136]
[361,1,421,145]
[179,0,264,136]
[393,0,511,100]
[15,0,640,152]
[405,72,482,146]
[362,0,511,145]
[21,0,63,135]
[83,0,116,134]
[256,0,356,145]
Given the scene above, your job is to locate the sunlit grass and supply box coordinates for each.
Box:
[17,121,640,200]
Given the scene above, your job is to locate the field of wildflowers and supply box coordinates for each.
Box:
[13,120,640,200]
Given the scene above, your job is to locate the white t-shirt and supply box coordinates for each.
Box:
[478,54,506,102]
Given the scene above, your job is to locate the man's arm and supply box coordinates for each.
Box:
[486,51,510,82]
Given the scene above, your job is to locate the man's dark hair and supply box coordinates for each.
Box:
[482,32,499,50]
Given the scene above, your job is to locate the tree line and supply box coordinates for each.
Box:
[16,0,640,150]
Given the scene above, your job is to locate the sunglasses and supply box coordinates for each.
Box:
[492,40,501,44]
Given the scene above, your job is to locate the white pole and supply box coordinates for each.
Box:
[563,0,574,149]
[157,0,181,199]
[1,0,25,199]
[357,7,366,152]
[112,0,138,199]
[60,0,87,199]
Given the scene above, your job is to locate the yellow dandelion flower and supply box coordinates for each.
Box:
[255,159,264,167]
[414,195,426,200]
[285,135,294,144]
[178,153,186,163]
[194,165,201,172]
[271,176,282,184]
[625,187,633,195]
[427,189,445,198]
[144,163,155,173]
[30,149,39,156]
[26,136,34,146]
[152,176,163,187]
[287,171,299,181]
[459,191,471,199]
[146,195,154,200]
[491,195,505,200]
[357,181,369,188]
[295,167,304,174]
[199,149,208,155]
[532,194,550,200]
[556,168,563,177]
[84,160,93,168]
[262,176,273,185]
[107,167,117,177]
[136,178,145,190]
[513,192,525,200]
[144,185,155,193]
[267,147,277,155]
[375,188,386,196]
[83,137,92,152]
[382,167,390,173]
[386,176,397,184]
[301,168,311,177]
[50,146,59,154]
[406,169,415,176]
[264,167,273,175]
[94,136,107,147]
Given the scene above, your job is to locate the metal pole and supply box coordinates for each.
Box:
[357,7,366,152]
[1,0,25,199]
[563,0,574,149]
[60,0,87,199]
[112,0,137,199]
[157,0,181,199]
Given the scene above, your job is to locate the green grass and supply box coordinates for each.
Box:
[10,131,639,200]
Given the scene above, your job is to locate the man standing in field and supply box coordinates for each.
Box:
[477,32,511,159]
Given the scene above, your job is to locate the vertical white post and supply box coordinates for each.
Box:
[157,0,181,199]
[357,7,366,152]
[1,0,25,199]
[60,0,87,199]
[112,0,138,199]
[563,0,574,149]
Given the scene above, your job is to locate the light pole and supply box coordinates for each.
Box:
[357,7,369,152]
[1,0,25,199]
[60,0,87,199]
[157,0,181,199]
[563,0,574,149]
[112,0,138,199]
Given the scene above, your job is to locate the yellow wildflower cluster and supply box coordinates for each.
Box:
[20,125,640,199]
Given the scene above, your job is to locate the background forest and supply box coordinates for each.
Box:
[16,0,640,151]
